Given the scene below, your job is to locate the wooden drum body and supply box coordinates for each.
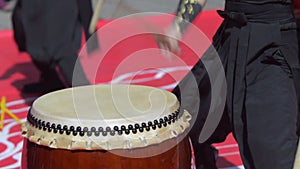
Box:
[22,85,192,169]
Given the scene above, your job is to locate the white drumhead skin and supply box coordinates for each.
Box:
[22,85,191,150]
[32,84,178,127]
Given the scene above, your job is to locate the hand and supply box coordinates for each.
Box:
[155,26,182,59]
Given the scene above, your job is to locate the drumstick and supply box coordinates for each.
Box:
[0,97,5,129]
[0,96,22,130]
[89,0,178,56]
[89,0,105,34]
[90,0,171,44]
[293,139,300,169]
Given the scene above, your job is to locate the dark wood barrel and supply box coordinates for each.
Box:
[22,136,191,169]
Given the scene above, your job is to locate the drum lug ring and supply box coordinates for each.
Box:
[26,109,181,137]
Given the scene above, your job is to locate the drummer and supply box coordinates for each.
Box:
[157,0,300,168]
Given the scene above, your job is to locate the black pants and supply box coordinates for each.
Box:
[172,59,230,169]
[32,54,89,87]
[173,8,299,169]
[173,51,298,169]
[19,0,91,87]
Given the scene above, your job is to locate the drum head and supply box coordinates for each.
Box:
[22,85,191,151]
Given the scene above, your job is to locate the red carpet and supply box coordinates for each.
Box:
[0,10,243,169]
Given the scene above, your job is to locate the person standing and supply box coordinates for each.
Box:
[12,0,95,94]
[157,0,300,168]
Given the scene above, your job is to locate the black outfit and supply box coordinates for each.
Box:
[173,0,300,168]
[12,0,94,93]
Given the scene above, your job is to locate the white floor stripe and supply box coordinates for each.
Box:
[220,166,245,169]
[219,151,240,157]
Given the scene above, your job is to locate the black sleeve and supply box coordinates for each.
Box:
[174,0,203,33]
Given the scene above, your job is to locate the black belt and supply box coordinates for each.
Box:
[220,1,295,24]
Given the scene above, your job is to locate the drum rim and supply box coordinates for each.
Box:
[22,85,192,150]
[25,108,180,137]
[22,109,191,150]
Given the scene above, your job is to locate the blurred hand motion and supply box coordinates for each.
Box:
[155,26,182,59]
